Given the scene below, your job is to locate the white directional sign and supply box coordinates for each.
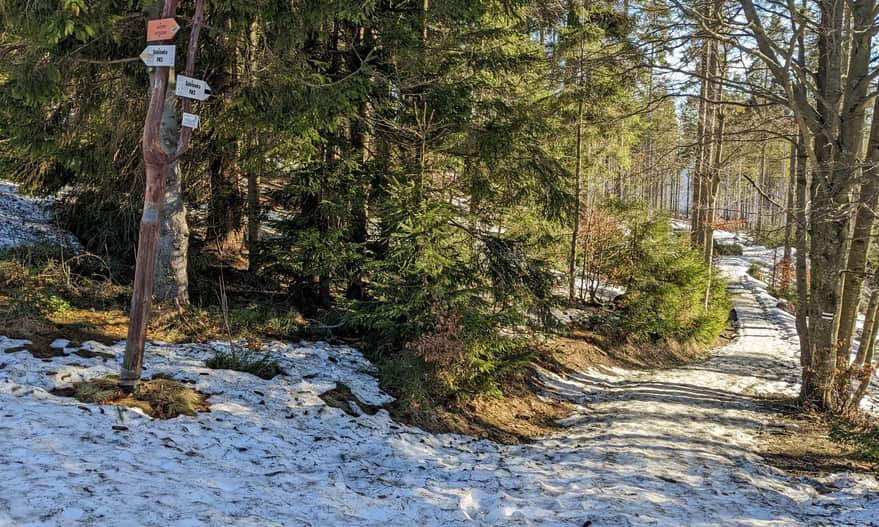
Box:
[176,75,211,101]
[182,113,200,129]
[140,45,176,67]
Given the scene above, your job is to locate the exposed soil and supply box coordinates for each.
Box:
[539,328,711,373]
[416,377,578,445]
[758,399,878,476]
[320,382,381,416]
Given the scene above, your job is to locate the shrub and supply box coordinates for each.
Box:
[592,201,731,345]
[714,241,743,256]
[349,181,554,400]
[748,262,764,281]
[206,346,282,379]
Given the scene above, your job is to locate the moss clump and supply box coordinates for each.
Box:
[57,375,209,419]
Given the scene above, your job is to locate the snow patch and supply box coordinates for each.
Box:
[0,180,80,250]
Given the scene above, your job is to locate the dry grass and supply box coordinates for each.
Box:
[54,376,209,419]
[205,346,282,379]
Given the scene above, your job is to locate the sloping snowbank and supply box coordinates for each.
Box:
[0,181,79,250]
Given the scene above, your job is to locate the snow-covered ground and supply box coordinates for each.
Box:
[0,181,78,250]
[1,186,878,526]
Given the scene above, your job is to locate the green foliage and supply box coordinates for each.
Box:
[221,304,304,338]
[586,201,731,344]
[349,181,553,398]
[205,346,281,380]
[748,262,765,281]
[714,242,744,256]
[0,0,642,407]
[830,422,879,464]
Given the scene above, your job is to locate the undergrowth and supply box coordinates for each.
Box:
[747,262,765,281]
[0,243,308,347]
[580,202,731,346]
[714,241,743,256]
[830,421,879,465]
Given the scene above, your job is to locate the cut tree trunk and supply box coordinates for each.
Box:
[121,0,204,389]
[154,74,190,305]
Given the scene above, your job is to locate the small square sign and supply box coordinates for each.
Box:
[182,113,200,129]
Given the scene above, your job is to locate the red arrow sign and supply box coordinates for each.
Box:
[147,18,180,42]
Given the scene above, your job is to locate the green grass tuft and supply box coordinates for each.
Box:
[206,347,282,379]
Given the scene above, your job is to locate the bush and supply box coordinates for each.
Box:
[714,241,743,256]
[591,201,731,345]
[206,346,282,379]
[748,262,764,281]
[349,182,554,401]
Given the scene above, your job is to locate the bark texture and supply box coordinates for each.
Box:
[154,77,190,305]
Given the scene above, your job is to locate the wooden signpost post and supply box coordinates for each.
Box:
[120,0,208,391]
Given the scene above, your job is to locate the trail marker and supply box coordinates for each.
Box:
[176,75,211,101]
[147,18,180,41]
[140,45,176,67]
[182,112,200,129]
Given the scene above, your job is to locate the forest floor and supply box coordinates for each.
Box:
[1,183,878,526]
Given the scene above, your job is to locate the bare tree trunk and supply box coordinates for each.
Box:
[781,141,795,291]
[244,21,262,271]
[703,107,724,264]
[794,132,811,369]
[568,98,584,302]
[798,0,873,412]
[691,43,709,246]
[835,93,879,386]
[850,284,879,411]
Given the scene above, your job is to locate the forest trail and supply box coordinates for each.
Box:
[528,236,879,526]
[0,184,877,526]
